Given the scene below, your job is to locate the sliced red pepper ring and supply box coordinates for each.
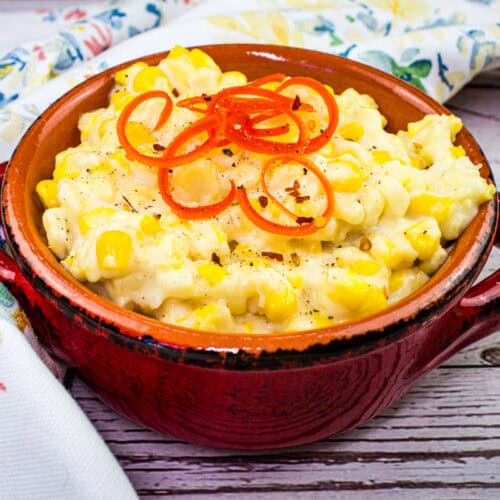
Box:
[236,181,333,237]
[158,167,236,219]
[118,94,220,169]
[161,113,221,168]
[247,112,290,137]
[276,76,338,153]
[176,96,210,113]
[116,90,173,166]
[226,110,309,155]
[116,72,339,232]
[260,155,334,221]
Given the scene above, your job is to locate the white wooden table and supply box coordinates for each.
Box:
[66,70,500,499]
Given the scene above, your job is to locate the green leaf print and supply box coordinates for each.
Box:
[408,59,432,77]
[359,50,431,94]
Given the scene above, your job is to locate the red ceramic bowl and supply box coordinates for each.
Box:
[1,45,499,449]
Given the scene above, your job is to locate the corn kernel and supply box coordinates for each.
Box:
[133,66,169,92]
[263,286,297,322]
[407,116,433,137]
[249,197,264,213]
[338,122,365,141]
[189,48,219,70]
[329,160,364,192]
[211,223,227,244]
[140,214,161,237]
[125,121,156,149]
[408,193,453,224]
[79,208,116,235]
[370,237,416,271]
[114,62,147,86]
[328,274,387,316]
[450,145,466,158]
[312,312,332,328]
[110,90,135,111]
[198,262,227,286]
[43,207,69,259]
[168,45,191,60]
[36,180,59,208]
[53,157,80,180]
[260,82,280,91]
[352,259,381,276]
[96,230,132,271]
[192,302,229,329]
[294,199,317,217]
[98,118,113,139]
[389,270,407,292]
[220,71,248,87]
[372,150,392,163]
[336,254,381,276]
[89,161,114,176]
[109,149,131,173]
[410,156,425,169]
[324,84,335,95]
[449,116,463,139]
[287,271,303,290]
[405,219,441,260]
[79,113,98,142]
[320,141,335,157]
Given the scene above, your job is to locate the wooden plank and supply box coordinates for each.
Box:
[123,454,500,494]
[467,69,500,89]
[143,490,500,500]
[448,88,500,122]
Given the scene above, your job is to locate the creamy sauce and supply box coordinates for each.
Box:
[37,46,496,333]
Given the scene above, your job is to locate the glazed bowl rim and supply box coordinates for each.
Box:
[1,44,498,360]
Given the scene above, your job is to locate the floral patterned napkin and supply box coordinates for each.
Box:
[0,0,499,375]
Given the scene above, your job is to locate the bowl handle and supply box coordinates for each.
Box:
[0,249,43,309]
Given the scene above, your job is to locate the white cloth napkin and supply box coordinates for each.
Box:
[0,317,137,500]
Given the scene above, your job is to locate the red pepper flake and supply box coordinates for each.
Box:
[153,143,165,151]
[284,179,301,192]
[172,88,180,98]
[291,252,301,267]
[211,252,222,266]
[295,195,310,204]
[262,251,284,262]
[359,237,372,251]
[258,195,268,208]
[292,94,301,111]
[296,216,314,224]
[0,382,6,391]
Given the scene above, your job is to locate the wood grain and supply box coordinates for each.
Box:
[72,71,500,498]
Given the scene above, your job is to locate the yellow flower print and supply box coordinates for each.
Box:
[275,0,344,10]
[208,11,303,46]
[369,0,431,22]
